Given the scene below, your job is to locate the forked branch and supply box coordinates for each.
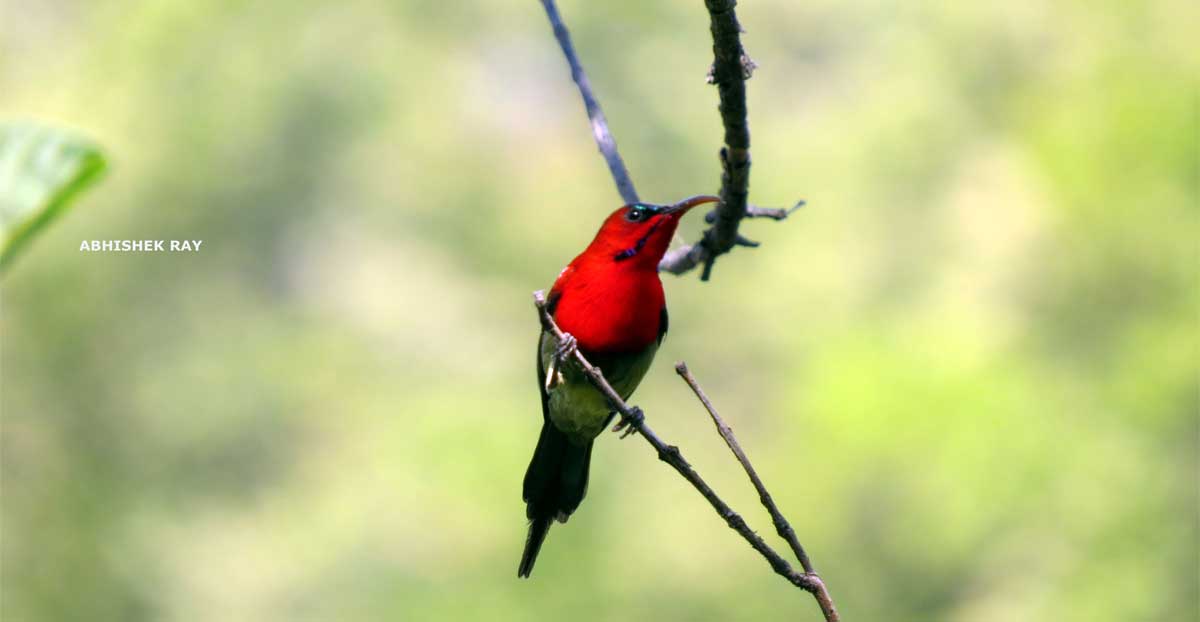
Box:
[533,292,838,621]
[538,0,796,280]
[676,362,838,621]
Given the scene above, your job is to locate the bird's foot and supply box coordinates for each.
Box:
[554,333,578,364]
[611,406,644,439]
[545,333,578,391]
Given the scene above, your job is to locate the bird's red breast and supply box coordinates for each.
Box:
[549,262,665,354]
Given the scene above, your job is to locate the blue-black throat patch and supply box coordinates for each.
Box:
[613,219,662,261]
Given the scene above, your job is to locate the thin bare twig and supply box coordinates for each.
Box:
[538,0,639,205]
[676,362,839,621]
[533,292,837,621]
[741,200,806,221]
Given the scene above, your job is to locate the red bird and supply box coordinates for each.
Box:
[518,195,720,578]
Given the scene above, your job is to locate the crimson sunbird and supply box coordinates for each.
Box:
[518,194,720,578]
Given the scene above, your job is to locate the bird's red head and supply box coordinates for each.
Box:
[582,195,720,270]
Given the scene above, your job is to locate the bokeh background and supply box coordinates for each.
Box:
[2,0,1196,620]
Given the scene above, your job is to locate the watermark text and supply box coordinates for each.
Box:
[80,240,203,252]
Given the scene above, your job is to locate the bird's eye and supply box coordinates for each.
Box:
[626,206,646,222]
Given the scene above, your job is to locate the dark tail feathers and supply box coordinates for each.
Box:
[518,421,593,578]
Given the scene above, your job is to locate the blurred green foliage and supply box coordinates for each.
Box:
[0,123,105,272]
[1,0,1196,620]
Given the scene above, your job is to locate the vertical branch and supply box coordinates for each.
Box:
[539,0,640,205]
[659,0,757,279]
[705,0,752,249]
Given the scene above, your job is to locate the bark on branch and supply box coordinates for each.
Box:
[534,292,839,621]
[658,0,754,280]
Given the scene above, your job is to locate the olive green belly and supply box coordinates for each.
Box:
[542,332,658,445]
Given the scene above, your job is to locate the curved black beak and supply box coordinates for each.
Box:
[658,194,721,215]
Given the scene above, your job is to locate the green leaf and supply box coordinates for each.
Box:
[0,122,106,273]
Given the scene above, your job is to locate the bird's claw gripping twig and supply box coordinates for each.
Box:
[554,333,578,363]
[545,333,578,391]
[611,406,644,439]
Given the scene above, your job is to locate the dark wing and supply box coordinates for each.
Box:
[658,305,669,345]
[536,291,563,422]
[536,331,549,421]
